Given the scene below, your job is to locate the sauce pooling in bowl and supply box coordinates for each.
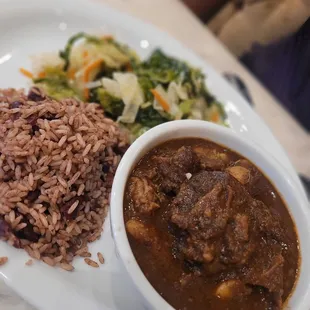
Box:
[124,138,300,310]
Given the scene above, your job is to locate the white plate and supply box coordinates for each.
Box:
[0,0,306,309]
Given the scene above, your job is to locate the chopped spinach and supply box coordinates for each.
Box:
[96,88,124,120]
[136,105,170,127]
[137,49,192,84]
[138,76,156,102]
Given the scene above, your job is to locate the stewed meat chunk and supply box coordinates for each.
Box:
[221,213,256,265]
[170,170,283,275]
[129,177,160,214]
[243,241,284,308]
[171,183,231,240]
[249,200,284,241]
[193,145,229,170]
[155,146,199,193]
[227,166,250,185]
[126,219,158,247]
[126,219,176,270]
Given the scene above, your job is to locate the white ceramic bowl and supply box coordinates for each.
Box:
[110,120,310,310]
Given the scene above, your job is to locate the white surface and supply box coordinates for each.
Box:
[111,120,310,310]
[0,0,307,309]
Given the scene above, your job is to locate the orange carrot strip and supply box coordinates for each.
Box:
[82,51,89,66]
[150,89,170,112]
[83,59,103,83]
[38,72,46,78]
[82,59,103,101]
[67,68,76,80]
[20,68,33,79]
[211,111,220,123]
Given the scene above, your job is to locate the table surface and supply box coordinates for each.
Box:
[1,0,310,309]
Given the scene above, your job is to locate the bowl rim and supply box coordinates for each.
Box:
[110,120,310,310]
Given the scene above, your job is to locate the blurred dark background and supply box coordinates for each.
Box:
[183,0,310,131]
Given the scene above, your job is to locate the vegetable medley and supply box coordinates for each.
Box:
[21,32,226,140]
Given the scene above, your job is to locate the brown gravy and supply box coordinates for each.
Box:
[124,138,299,310]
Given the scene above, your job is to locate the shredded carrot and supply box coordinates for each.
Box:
[38,72,46,79]
[67,68,76,80]
[20,68,33,79]
[211,111,220,123]
[82,59,103,101]
[151,89,170,112]
[82,51,89,66]
[83,59,103,83]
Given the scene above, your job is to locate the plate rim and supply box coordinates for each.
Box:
[0,0,307,309]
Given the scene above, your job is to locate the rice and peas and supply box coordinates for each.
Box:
[0,87,127,270]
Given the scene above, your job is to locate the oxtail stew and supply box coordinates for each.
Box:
[124,138,300,310]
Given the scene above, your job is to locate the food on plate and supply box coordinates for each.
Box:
[84,257,99,268]
[124,138,300,310]
[0,256,8,266]
[20,32,226,141]
[97,251,105,264]
[0,87,128,269]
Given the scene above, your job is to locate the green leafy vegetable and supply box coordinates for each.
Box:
[125,123,150,141]
[27,31,227,141]
[33,67,77,100]
[138,76,155,101]
[96,88,124,119]
[179,99,195,116]
[137,68,176,84]
[136,105,170,127]
[136,49,189,84]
